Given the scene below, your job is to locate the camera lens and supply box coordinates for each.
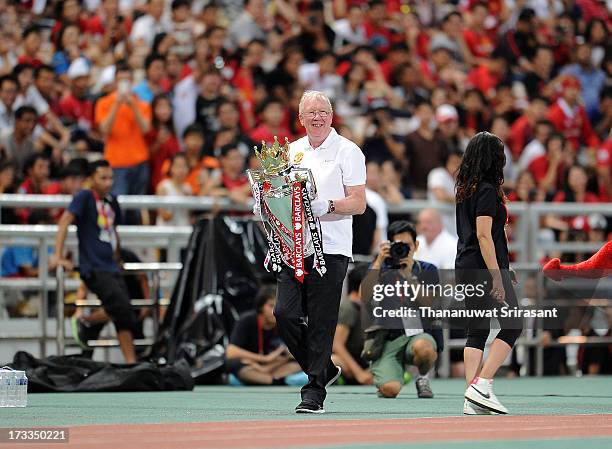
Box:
[390,242,410,259]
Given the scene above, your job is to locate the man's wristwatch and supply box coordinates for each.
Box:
[327,199,335,214]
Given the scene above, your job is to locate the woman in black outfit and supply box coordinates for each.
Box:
[455,132,522,415]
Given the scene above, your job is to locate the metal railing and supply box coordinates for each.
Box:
[55,263,182,356]
[0,225,190,357]
[0,195,610,376]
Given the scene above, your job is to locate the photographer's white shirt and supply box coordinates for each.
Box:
[290,128,366,258]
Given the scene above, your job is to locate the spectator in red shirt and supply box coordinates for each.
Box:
[379,43,410,85]
[363,0,397,56]
[232,38,266,129]
[466,49,507,99]
[462,2,495,61]
[508,96,548,159]
[546,75,600,152]
[145,94,180,193]
[86,1,132,53]
[596,136,612,201]
[17,26,42,68]
[528,133,571,193]
[59,58,94,132]
[200,143,251,205]
[48,161,86,222]
[51,0,87,38]
[550,164,604,261]
[419,38,455,91]
[16,153,60,223]
[249,97,294,145]
[553,164,601,204]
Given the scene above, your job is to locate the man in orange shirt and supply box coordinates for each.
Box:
[95,61,151,205]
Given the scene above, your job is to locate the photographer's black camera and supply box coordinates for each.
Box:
[386,241,410,268]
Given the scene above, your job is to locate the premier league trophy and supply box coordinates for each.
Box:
[248,136,326,283]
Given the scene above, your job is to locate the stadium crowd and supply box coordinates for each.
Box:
[0,1,610,375]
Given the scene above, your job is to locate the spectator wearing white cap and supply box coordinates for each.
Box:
[435,104,463,154]
[59,58,95,135]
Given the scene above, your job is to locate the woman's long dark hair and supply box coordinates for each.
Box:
[151,94,176,134]
[455,131,506,203]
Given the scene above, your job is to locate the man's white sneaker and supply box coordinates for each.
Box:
[463,399,495,415]
[464,377,508,414]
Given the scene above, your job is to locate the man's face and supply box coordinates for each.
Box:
[366,162,381,191]
[563,86,580,104]
[431,48,451,68]
[245,42,265,67]
[147,60,166,83]
[17,68,34,91]
[184,133,204,155]
[369,4,385,24]
[221,149,244,173]
[61,175,84,195]
[218,103,239,128]
[263,102,283,127]
[207,28,226,49]
[24,32,41,53]
[472,5,487,27]
[31,158,50,183]
[35,70,54,96]
[0,80,18,107]
[201,74,221,94]
[73,75,90,96]
[299,97,333,141]
[348,7,364,28]
[166,53,182,78]
[149,0,165,19]
[91,166,114,195]
[172,5,190,22]
[417,104,434,125]
[417,212,441,241]
[531,99,547,120]
[576,44,591,65]
[318,55,336,74]
[438,119,458,138]
[16,112,37,135]
[534,48,553,72]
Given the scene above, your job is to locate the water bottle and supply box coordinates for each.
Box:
[0,370,6,407]
[16,370,28,407]
[0,367,27,407]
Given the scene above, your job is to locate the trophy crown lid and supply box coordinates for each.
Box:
[255,136,291,176]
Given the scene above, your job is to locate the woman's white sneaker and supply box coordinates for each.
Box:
[464,377,508,414]
[463,399,496,415]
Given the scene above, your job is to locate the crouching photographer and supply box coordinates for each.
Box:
[361,221,443,399]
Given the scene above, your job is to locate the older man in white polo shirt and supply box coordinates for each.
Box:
[415,208,458,269]
[274,90,366,414]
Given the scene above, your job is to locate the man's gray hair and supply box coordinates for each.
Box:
[298,90,333,116]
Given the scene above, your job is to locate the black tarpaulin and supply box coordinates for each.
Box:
[149,217,271,382]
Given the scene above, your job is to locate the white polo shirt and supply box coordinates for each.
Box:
[289,128,366,258]
[415,230,458,270]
